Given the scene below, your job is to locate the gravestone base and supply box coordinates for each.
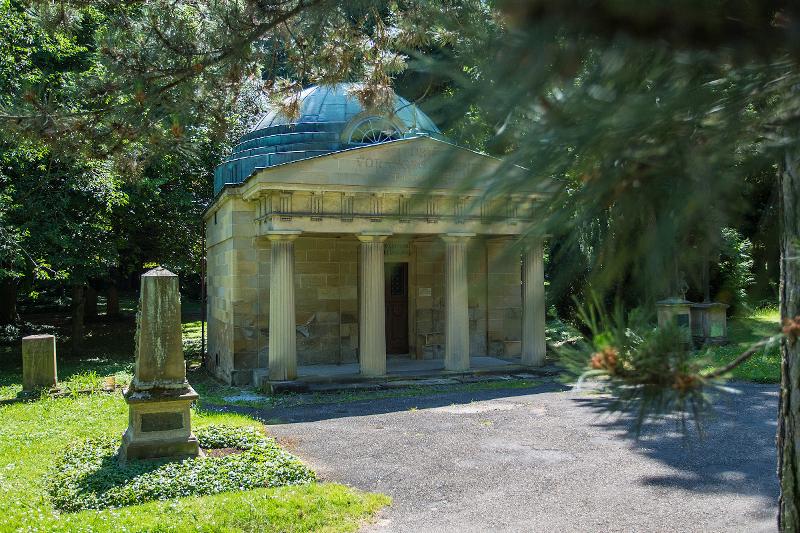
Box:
[118,385,201,464]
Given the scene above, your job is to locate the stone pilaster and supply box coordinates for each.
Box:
[357,233,390,376]
[268,231,301,381]
[522,239,546,366]
[442,233,474,371]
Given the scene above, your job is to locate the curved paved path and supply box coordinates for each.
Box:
[220,382,779,532]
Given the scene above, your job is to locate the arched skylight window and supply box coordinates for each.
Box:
[348,117,401,144]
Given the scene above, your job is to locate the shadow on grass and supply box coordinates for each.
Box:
[1,300,204,396]
[205,380,571,424]
[73,452,171,503]
[572,382,779,503]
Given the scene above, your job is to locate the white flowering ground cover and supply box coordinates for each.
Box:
[46,425,316,512]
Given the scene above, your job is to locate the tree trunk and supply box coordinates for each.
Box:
[71,284,85,355]
[778,149,800,531]
[106,284,120,317]
[0,278,17,325]
[84,285,98,322]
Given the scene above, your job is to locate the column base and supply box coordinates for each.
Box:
[444,361,470,372]
[360,370,387,378]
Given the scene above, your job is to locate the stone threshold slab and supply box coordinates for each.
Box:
[264,364,563,393]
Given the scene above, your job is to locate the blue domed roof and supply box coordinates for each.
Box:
[214,83,443,194]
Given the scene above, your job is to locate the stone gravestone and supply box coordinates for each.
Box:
[22,334,57,391]
[119,267,200,463]
[656,297,693,344]
[689,302,729,345]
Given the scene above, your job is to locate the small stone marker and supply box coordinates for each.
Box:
[119,267,200,463]
[22,334,57,391]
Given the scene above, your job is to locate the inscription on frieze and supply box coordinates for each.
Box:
[140,412,184,432]
[350,148,480,187]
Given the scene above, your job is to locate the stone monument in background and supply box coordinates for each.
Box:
[119,267,200,463]
[22,334,57,391]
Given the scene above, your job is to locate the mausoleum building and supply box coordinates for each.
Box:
[204,83,548,386]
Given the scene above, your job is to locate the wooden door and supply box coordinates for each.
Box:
[385,262,409,354]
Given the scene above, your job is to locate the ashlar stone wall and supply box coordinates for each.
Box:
[293,236,360,365]
[206,196,268,385]
[487,238,523,355]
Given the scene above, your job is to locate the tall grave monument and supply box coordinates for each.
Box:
[119,267,200,463]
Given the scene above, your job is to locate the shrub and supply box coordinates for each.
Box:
[714,227,755,315]
[46,424,315,512]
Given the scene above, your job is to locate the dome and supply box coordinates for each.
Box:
[214,83,443,194]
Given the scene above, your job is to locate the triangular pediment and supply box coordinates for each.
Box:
[239,136,533,196]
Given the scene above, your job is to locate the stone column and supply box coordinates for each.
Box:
[22,334,57,391]
[358,233,390,377]
[268,231,301,381]
[522,239,547,366]
[442,233,474,371]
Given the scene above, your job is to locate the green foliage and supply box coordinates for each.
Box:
[46,425,315,512]
[413,4,794,316]
[111,143,218,286]
[2,0,494,312]
[0,150,126,282]
[0,2,126,287]
[714,227,755,314]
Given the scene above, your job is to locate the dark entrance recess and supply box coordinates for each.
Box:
[385,262,409,354]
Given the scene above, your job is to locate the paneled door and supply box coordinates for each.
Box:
[385,262,409,354]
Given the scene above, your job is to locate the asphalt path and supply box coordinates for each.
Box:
[219,381,779,532]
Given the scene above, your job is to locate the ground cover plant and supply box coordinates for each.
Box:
[47,425,315,512]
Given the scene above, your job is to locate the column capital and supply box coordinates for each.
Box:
[265,230,301,242]
[441,232,476,243]
[357,232,391,243]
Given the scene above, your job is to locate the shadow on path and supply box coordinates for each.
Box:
[573,382,779,504]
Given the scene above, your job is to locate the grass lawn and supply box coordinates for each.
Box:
[192,371,544,411]
[700,307,782,383]
[0,296,780,531]
[0,302,389,533]
[0,379,388,532]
